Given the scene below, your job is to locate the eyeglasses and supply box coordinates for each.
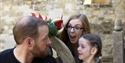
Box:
[66,25,84,32]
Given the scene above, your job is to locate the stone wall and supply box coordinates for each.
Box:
[0,0,125,63]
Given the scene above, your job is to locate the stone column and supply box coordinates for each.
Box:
[113,18,125,63]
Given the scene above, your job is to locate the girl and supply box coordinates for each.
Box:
[77,34,102,63]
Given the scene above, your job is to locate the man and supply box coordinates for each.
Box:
[0,16,57,63]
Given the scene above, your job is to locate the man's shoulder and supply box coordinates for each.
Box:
[45,55,56,60]
[0,48,14,59]
[0,48,13,56]
[0,48,20,63]
[33,55,57,63]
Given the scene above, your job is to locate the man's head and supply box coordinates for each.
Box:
[13,16,51,58]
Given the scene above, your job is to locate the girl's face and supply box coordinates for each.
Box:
[67,19,83,44]
[77,37,92,61]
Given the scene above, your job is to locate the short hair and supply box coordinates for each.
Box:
[13,16,47,44]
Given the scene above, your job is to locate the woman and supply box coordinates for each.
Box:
[60,14,91,63]
[77,34,102,63]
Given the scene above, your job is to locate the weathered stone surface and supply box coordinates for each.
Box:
[113,31,124,63]
[0,34,16,51]
[114,18,122,31]
[0,0,125,63]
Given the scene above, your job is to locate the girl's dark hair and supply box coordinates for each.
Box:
[82,34,102,63]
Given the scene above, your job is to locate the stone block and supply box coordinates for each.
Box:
[113,31,124,63]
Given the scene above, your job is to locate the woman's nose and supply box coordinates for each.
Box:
[70,28,75,32]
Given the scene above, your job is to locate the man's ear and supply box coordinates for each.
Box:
[90,47,97,55]
[25,37,34,47]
